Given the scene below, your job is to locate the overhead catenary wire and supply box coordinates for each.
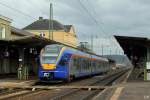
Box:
[86,0,121,42]
[0,9,30,28]
[78,0,123,55]
[86,0,109,37]
[89,0,124,54]
[78,0,111,37]
[0,1,37,20]
[78,0,119,40]
[27,0,44,15]
[78,0,108,52]
[86,0,105,25]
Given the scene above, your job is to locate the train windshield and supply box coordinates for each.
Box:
[41,56,57,64]
[41,45,63,64]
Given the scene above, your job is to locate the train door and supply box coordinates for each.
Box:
[58,54,71,79]
[71,56,80,77]
[90,56,93,74]
[91,60,94,74]
[69,57,76,77]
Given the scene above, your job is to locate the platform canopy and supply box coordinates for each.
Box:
[114,35,150,66]
[0,36,57,48]
[0,26,69,48]
[114,35,150,47]
[11,36,57,47]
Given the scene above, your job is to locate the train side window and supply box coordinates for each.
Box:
[73,57,76,65]
[73,57,77,68]
[82,58,85,71]
[80,58,82,71]
[76,57,80,70]
[84,59,86,70]
[79,58,82,71]
[86,59,88,70]
[87,59,89,70]
[89,59,91,70]
[83,59,85,70]
[99,61,101,69]
[90,60,92,67]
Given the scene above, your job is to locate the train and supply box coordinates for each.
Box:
[38,44,114,82]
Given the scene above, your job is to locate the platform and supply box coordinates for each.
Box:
[110,82,150,100]
[0,78,37,88]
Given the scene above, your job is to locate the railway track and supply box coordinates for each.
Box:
[50,69,128,100]
[0,69,129,100]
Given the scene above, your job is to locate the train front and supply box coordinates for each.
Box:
[38,45,63,81]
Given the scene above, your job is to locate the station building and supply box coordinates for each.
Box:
[23,17,78,47]
[0,15,78,79]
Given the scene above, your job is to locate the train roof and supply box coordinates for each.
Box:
[44,44,109,62]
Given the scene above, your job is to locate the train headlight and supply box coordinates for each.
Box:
[43,72,50,77]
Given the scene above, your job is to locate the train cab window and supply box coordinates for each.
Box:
[59,54,69,65]
[44,45,63,56]
[59,59,65,65]
[41,56,57,64]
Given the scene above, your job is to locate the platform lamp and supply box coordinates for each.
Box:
[34,49,38,55]
[29,48,33,54]
[4,47,9,57]
[90,35,99,52]
[101,44,110,56]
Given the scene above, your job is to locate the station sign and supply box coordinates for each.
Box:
[146,62,150,80]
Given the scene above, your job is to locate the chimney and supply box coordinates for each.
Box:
[39,17,43,20]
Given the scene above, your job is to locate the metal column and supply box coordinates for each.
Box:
[145,47,150,80]
[17,48,29,80]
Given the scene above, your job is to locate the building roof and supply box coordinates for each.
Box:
[23,17,65,30]
[23,17,74,33]
[0,15,12,22]
[64,25,72,32]
[11,26,34,36]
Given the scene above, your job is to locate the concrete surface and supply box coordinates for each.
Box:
[0,78,37,87]
[111,82,150,100]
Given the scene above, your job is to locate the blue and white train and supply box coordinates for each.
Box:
[38,44,113,82]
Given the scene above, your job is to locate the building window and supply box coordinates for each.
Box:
[40,32,45,37]
[0,26,6,39]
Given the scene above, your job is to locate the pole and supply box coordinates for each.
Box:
[18,48,24,80]
[49,3,51,40]
[91,35,93,51]
[110,48,111,55]
[102,44,103,56]
[49,3,53,40]
[51,3,53,40]
[115,48,118,54]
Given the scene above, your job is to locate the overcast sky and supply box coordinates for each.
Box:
[0,0,150,55]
